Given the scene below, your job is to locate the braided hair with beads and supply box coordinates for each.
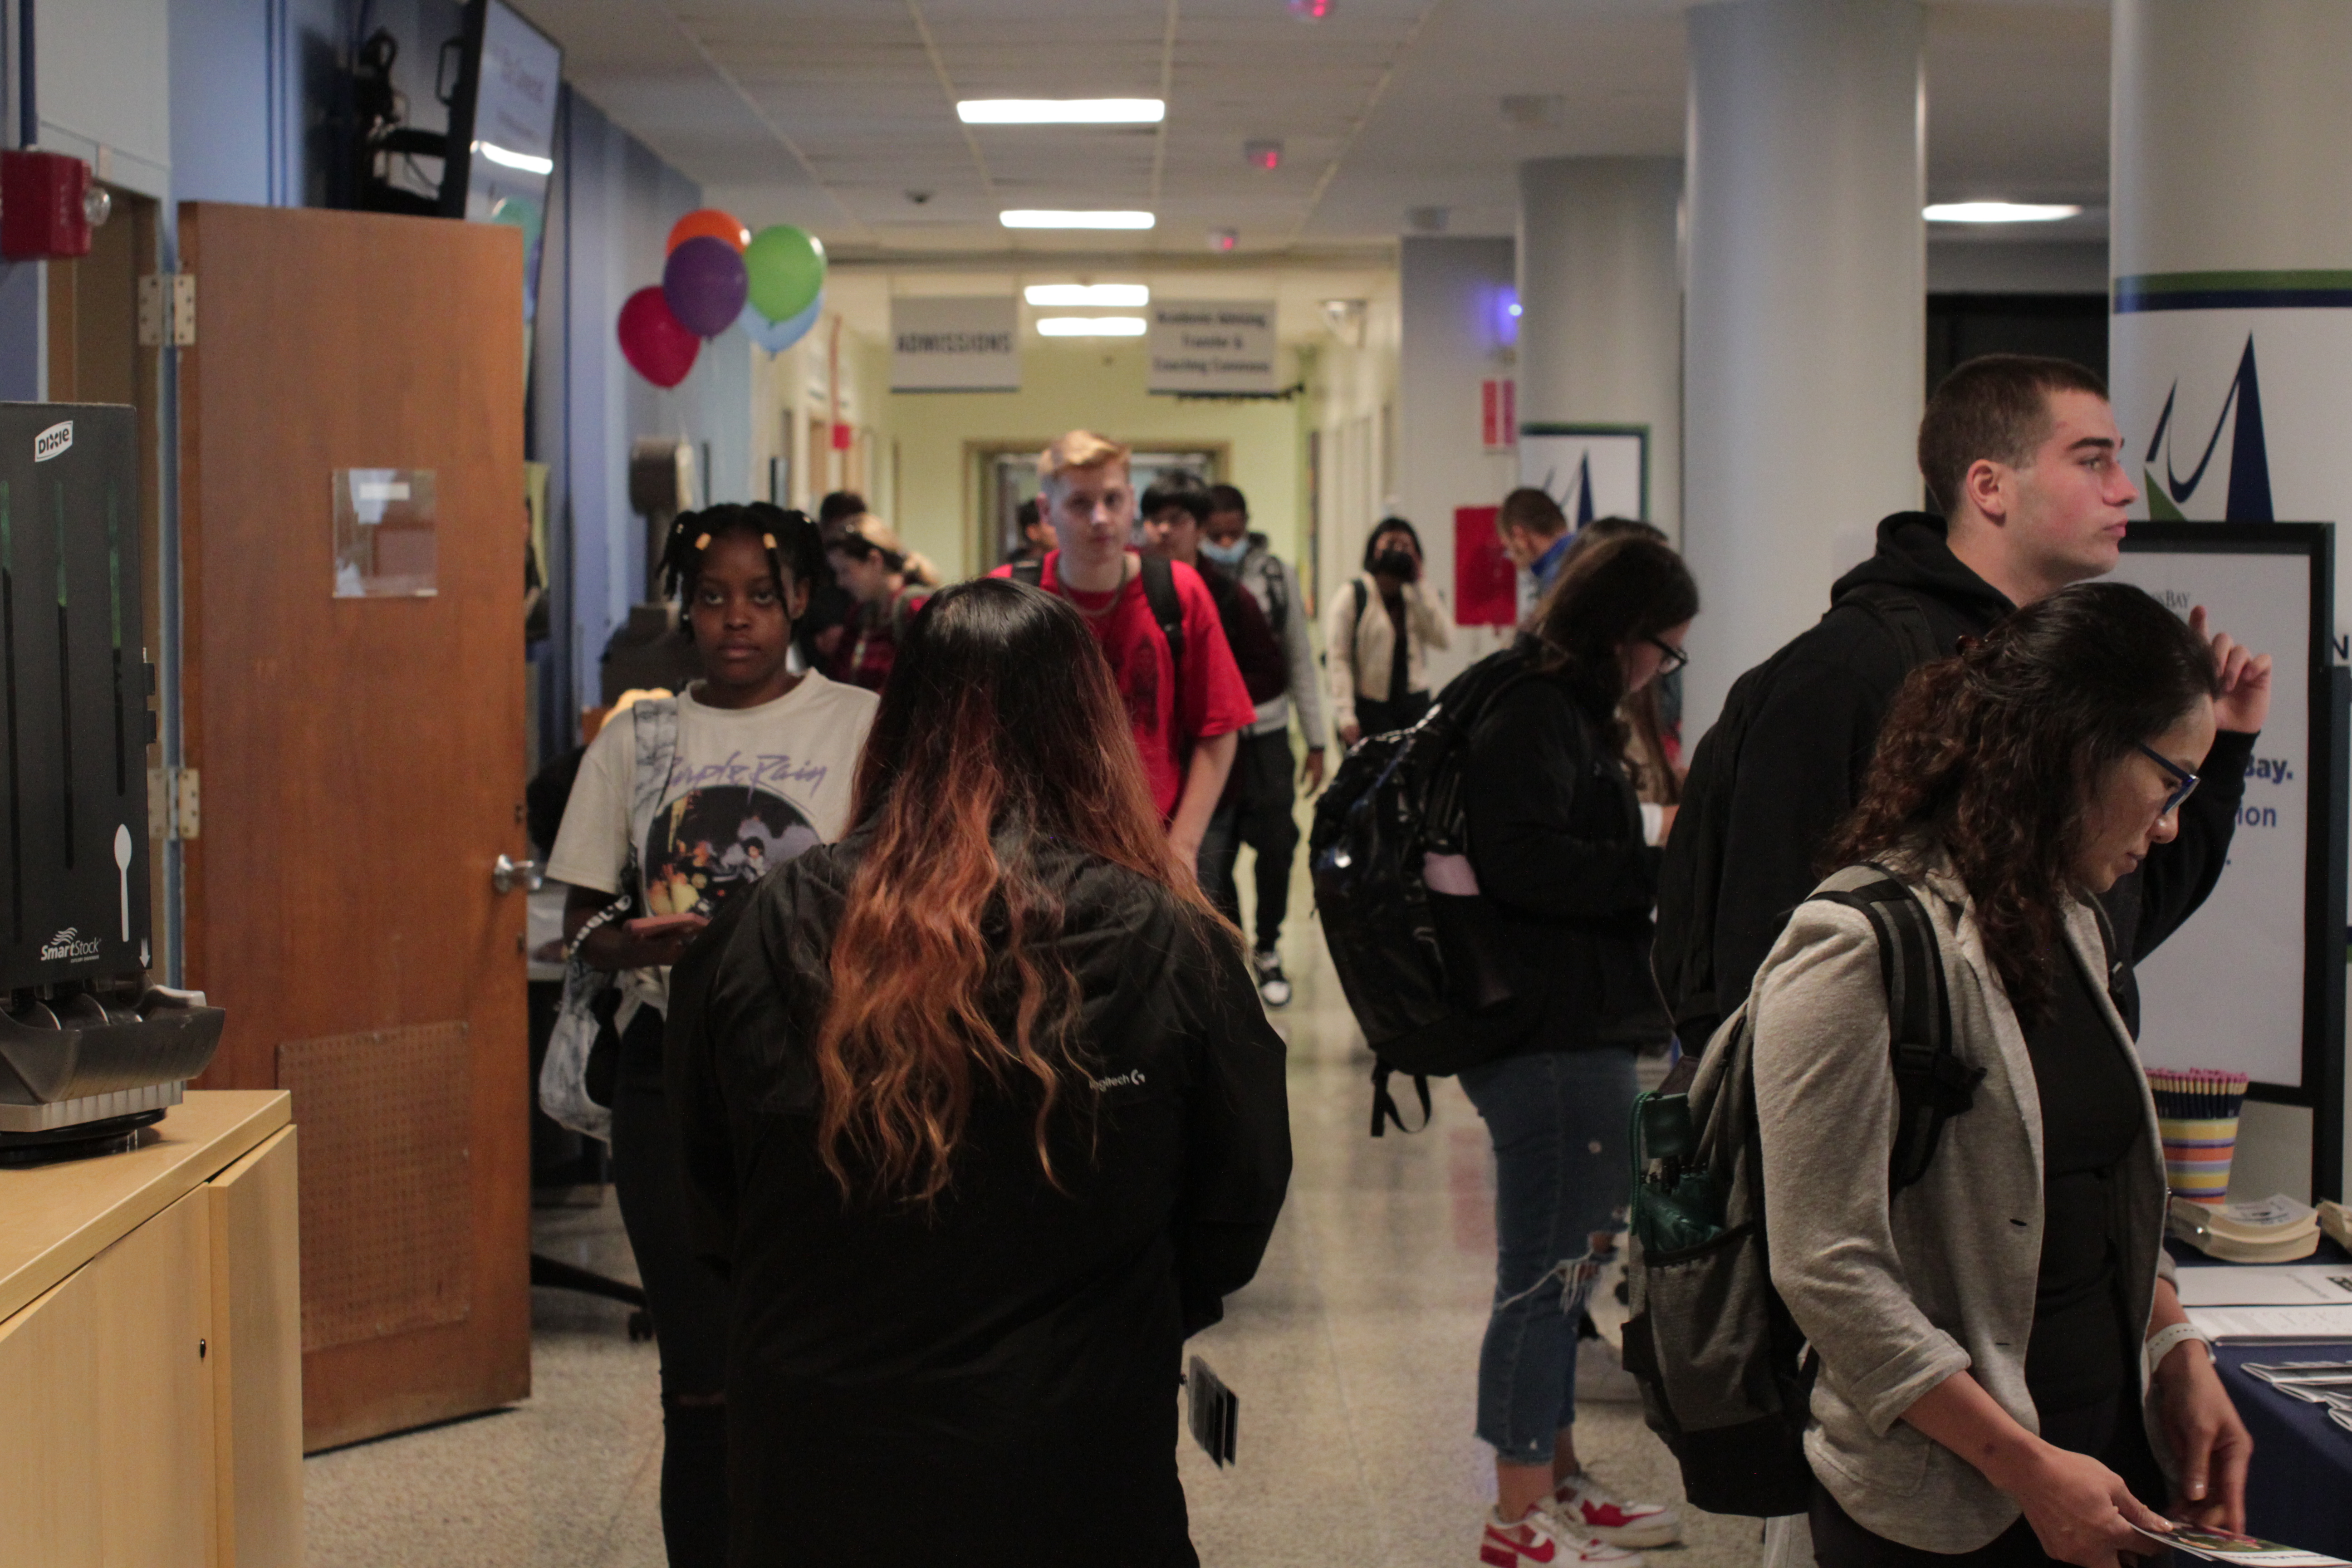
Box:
[658,502,829,615]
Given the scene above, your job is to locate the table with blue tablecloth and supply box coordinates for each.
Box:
[2179,1234,2352,1555]
[2212,1339,2352,1554]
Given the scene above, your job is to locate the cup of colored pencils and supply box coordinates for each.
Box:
[2148,1067,2250,1206]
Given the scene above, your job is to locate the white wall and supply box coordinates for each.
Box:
[37,0,171,197]
[1396,236,1520,686]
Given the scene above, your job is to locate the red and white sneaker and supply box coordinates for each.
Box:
[1478,1507,1646,1568]
[1547,1471,1682,1549]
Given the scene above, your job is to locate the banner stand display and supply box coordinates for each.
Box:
[2110,521,2348,1201]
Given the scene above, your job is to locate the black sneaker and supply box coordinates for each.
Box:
[1253,949,1292,1008]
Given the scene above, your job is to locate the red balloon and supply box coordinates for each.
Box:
[618,286,699,388]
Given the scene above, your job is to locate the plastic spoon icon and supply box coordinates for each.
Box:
[114,824,132,941]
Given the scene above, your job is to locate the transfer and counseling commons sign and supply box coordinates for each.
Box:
[890,297,1020,392]
[1146,301,1278,396]
[2110,270,2352,659]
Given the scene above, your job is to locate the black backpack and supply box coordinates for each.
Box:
[1308,646,1544,1136]
[1011,554,1185,675]
[1652,583,1941,1041]
[1619,869,1985,1518]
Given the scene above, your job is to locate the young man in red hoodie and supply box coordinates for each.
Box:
[993,431,1258,879]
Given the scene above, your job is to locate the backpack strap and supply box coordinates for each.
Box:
[1140,554,1187,675]
[1010,557,1044,588]
[1808,871,1984,1192]
[1369,1061,1433,1137]
[1840,582,1945,668]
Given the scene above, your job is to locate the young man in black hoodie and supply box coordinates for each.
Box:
[1663,354,2273,1048]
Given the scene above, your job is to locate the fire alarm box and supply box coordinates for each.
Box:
[0,150,93,260]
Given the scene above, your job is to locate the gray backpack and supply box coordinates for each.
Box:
[1618,867,1981,1518]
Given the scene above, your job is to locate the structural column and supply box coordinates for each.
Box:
[1681,0,1925,730]
[1516,157,1683,539]
[2109,0,2352,1205]
[2110,1,2352,554]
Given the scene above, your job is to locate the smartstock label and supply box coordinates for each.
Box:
[33,421,72,462]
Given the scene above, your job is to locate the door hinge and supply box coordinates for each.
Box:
[137,274,196,348]
[151,766,201,840]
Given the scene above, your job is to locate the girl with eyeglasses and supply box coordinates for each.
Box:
[1457,534,1697,1566]
[1748,581,2265,1568]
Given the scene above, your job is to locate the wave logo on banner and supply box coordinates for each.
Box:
[2142,334,2275,523]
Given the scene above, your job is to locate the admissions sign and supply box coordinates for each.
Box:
[891,297,1019,392]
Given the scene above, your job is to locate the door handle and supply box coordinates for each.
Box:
[493,854,544,895]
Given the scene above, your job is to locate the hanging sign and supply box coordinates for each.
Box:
[1147,300,1278,394]
[891,296,1019,392]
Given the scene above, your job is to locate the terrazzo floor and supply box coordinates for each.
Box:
[302,896,1762,1568]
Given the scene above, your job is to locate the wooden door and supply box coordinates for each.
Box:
[177,202,530,1451]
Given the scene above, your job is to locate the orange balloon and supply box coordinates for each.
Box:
[667,208,750,255]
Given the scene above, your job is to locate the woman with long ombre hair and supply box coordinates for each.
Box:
[665,576,1292,1567]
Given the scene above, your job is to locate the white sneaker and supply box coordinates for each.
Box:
[1253,948,1293,1008]
[1478,1507,1644,1568]
[1547,1471,1681,1549]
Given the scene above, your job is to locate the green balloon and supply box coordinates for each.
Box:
[744,225,826,323]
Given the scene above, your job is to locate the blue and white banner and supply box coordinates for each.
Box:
[2112,270,2352,659]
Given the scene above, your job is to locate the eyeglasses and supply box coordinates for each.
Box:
[1647,637,1689,676]
[2136,743,2200,818]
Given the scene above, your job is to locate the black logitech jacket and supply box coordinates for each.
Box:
[664,835,1290,1568]
[1702,510,2253,1046]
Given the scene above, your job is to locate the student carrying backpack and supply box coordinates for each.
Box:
[1322,538,1697,1558]
[1631,585,2260,1561]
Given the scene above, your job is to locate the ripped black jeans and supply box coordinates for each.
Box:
[1459,1045,1639,1465]
[612,1006,730,1568]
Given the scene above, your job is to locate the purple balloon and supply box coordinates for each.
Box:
[662,236,750,338]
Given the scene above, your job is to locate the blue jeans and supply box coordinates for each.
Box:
[1459,1047,1638,1466]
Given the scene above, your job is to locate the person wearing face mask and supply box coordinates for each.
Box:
[1748,582,2264,1568]
[1326,516,1451,747]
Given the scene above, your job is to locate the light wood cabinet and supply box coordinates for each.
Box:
[0,1092,300,1568]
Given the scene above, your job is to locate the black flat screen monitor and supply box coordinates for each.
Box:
[441,0,564,329]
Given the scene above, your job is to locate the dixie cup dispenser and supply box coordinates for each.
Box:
[0,402,222,1159]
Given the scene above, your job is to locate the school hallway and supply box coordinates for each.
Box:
[300,889,1759,1568]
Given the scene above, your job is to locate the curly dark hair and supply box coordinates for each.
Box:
[1824,582,2220,1025]
[1527,534,1698,745]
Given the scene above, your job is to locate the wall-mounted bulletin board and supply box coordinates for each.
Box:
[2107,522,2349,1199]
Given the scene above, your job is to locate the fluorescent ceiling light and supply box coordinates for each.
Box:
[959,99,1164,125]
[1025,284,1150,307]
[1036,316,1148,337]
[1923,201,2082,224]
[474,140,554,176]
[1000,210,1156,230]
